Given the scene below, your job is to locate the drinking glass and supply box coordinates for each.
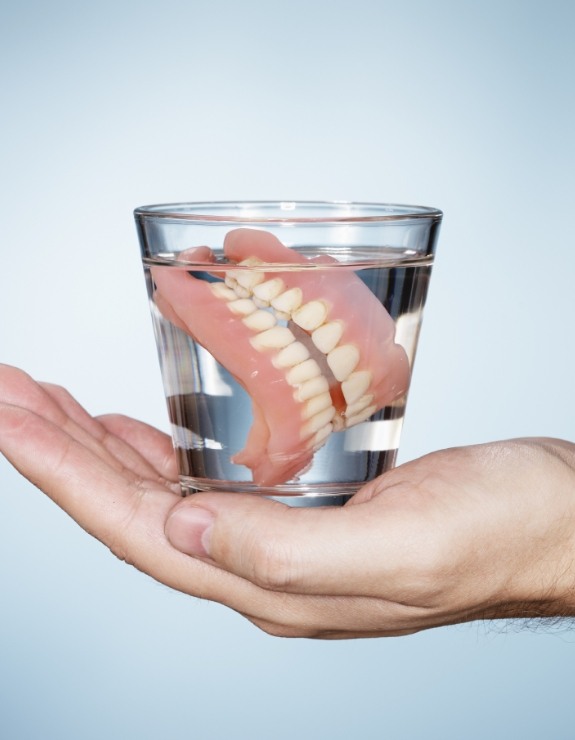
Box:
[134,201,442,506]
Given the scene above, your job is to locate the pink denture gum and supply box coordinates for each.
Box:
[151,228,410,486]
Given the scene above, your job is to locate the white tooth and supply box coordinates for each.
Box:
[285,359,321,386]
[302,391,333,420]
[341,370,372,404]
[226,277,252,298]
[344,393,374,417]
[345,405,377,428]
[331,414,346,432]
[227,257,263,273]
[273,310,291,321]
[326,344,360,381]
[271,287,303,315]
[311,321,344,354]
[293,375,329,402]
[242,309,277,331]
[227,258,266,291]
[292,301,328,331]
[307,422,333,449]
[250,327,295,350]
[210,283,237,301]
[253,278,285,305]
[272,341,310,368]
[301,406,336,438]
[236,270,265,291]
[225,275,238,291]
[227,298,257,316]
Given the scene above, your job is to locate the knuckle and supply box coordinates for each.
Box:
[245,536,301,592]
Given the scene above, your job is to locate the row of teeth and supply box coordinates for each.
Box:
[210,260,377,446]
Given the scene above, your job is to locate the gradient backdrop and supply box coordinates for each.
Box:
[1,1,574,738]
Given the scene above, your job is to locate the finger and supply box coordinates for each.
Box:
[0,399,226,590]
[164,486,432,601]
[41,381,111,437]
[0,366,171,485]
[0,394,449,636]
[97,413,179,484]
[0,366,130,476]
[40,381,174,483]
[0,395,296,614]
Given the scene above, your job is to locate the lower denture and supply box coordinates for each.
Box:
[151,229,410,486]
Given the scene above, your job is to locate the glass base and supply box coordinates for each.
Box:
[179,476,358,506]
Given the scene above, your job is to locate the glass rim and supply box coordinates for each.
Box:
[133,200,443,224]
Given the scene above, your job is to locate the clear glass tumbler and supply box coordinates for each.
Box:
[134,201,442,506]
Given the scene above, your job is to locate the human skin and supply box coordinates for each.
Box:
[1,363,575,639]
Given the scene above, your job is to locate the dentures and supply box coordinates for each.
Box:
[151,228,410,486]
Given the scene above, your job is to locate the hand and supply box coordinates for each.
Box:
[1,365,574,639]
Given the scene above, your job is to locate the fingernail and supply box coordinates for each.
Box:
[165,506,214,557]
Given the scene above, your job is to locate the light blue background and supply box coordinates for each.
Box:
[1,1,574,738]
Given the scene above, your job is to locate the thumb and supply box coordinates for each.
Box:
[164,491,409,597]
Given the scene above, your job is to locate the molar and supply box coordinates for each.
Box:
[225,276,251,299]
[226,258,266,292]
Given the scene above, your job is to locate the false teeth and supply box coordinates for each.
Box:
[311,321,344,354]
[293,375,330,402]
[242,310,277,331]
[292,300,328,331]
[286,358,322,386]
[250,326,296,350]
[271,287,303,315]
[327,344,360,382]
[341,370,372,405]
[272,341,311,368]
[253,278,285,304]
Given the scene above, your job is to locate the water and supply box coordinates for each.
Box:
[144,247,432,505]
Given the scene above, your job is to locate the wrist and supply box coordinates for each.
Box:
[502,438,575,619]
